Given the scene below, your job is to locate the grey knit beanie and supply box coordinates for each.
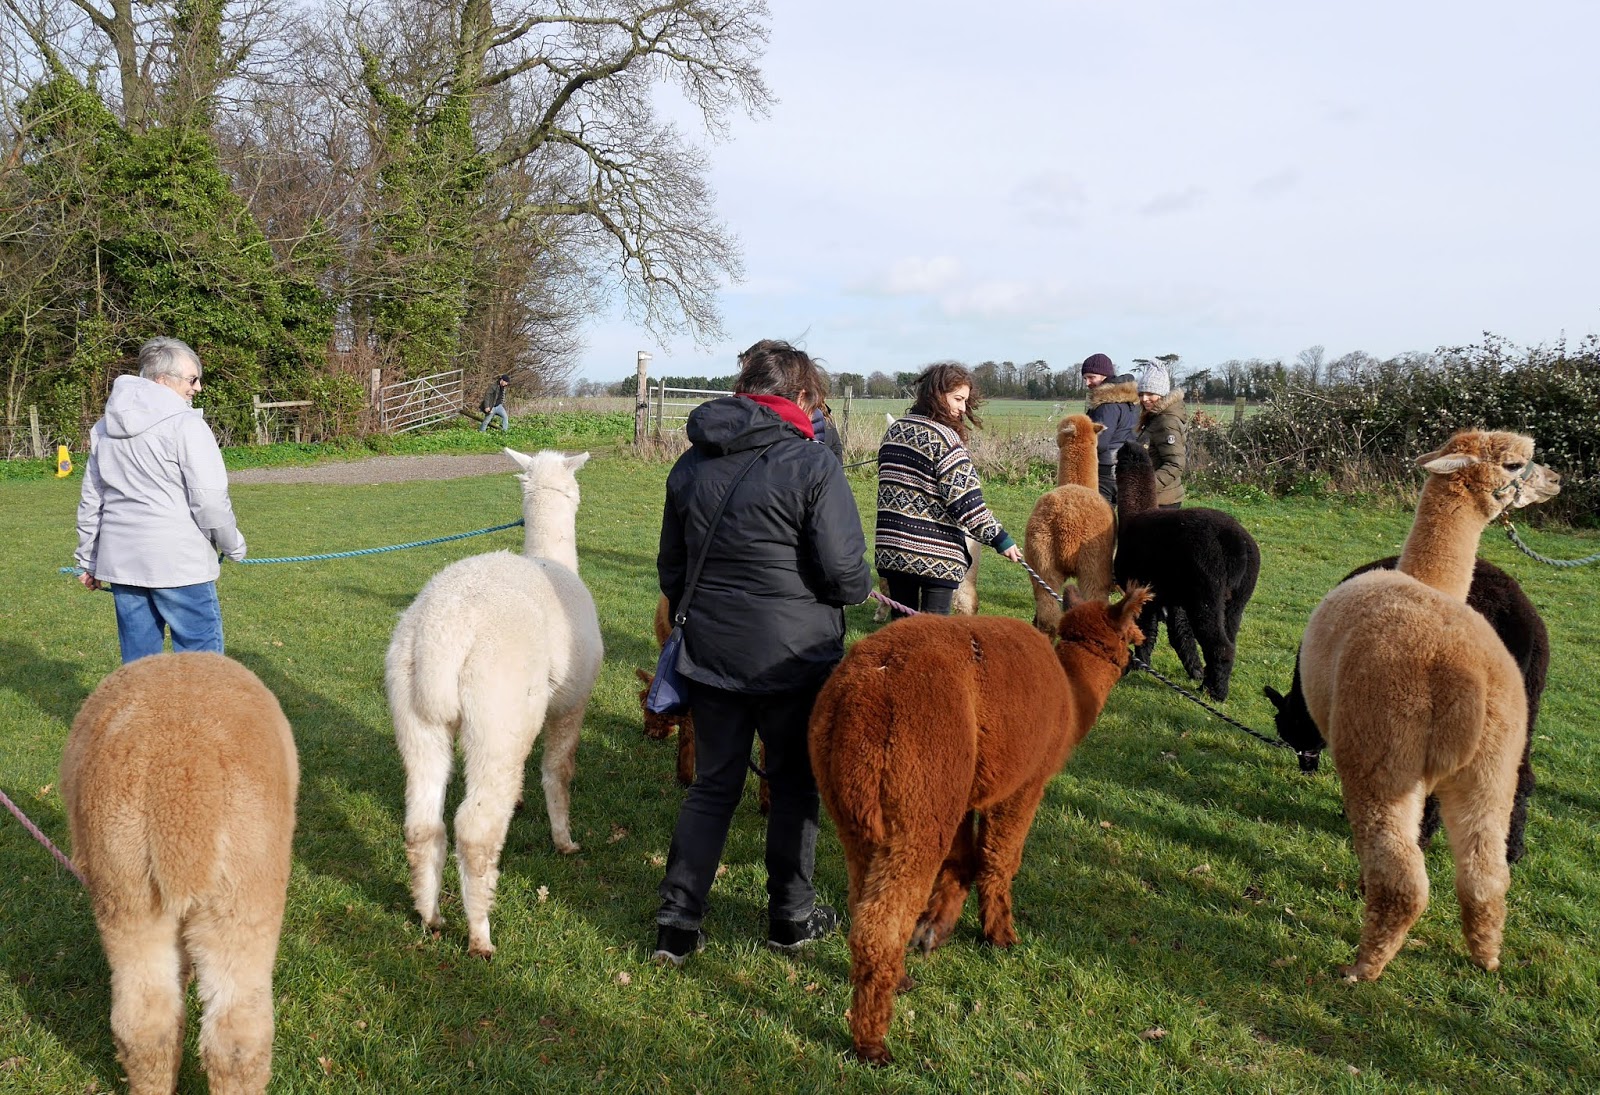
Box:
[1137,362,1171,397]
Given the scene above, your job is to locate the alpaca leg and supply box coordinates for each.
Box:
[188,900,282,1095]
[973,781,1048,947]
[1131,599,1161,669]
[849,841,949,1065]
[911,812,979,954]
[1165,606,1205,682]
[101,907,186,1095]
[1506,732,1535,865]
[456,706,540,958]
[1188,596,1236,702]
[756,740,772,816]
[539,703,586,855]
[1025,530,1067,633]
[1436,769,1515,970]
[396,710,452,933]
[674,713,696,787]
[1342,788,1429,981]
[1419,794,1443,850]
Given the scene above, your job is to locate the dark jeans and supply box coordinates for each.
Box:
[882,572,955,619]
[657,682,824,931]
[1097,465,1116,505]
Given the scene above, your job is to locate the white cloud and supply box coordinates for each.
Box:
[865,256,962,296]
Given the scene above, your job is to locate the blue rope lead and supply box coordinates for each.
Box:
[60,518,525,575]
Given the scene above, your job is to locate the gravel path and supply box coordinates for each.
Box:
[230,452,518,486]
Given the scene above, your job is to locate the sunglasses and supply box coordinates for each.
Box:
[179,374,202,387]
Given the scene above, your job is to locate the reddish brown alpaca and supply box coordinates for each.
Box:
[809,586,1150,1064]
[639,594,769,813]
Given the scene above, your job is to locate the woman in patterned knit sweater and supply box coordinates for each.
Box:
[875,363,1024,618]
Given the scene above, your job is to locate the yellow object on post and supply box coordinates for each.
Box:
[55,445,72,477]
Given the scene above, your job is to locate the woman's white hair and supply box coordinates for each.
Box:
[138,337,200,381]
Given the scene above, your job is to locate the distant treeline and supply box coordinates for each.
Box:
[574,344,1455,403]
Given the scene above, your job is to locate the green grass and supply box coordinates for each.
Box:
[3,451,1599,1092]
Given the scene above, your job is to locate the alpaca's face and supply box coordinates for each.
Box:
[1420,431,1560,512]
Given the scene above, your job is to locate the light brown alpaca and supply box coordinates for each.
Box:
[1300,430,1559,981]
[62,653,298,1095]
[810,586,1151,1064]
[640,594,769,813]
[1023,415,1115,631]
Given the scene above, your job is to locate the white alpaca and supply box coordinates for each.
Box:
[386,448,603,958]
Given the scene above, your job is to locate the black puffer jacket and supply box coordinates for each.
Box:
[659,396,871,693]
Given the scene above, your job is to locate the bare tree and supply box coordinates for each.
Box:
[1295,344,1325,387]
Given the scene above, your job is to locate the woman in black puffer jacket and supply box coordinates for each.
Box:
[653,339,871,966]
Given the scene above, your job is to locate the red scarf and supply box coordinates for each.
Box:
[739,393,814,438]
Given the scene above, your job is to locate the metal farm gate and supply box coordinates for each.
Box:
[645,382,726,437]
[378,368,464,433]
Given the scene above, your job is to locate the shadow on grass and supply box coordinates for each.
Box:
[231,651,412,916]
[0,638,96,726]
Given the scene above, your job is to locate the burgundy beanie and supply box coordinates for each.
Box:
[1081,353,1115,379]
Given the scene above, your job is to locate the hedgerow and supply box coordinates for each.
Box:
[1192,335,1599,525]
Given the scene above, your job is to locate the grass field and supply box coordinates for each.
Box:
[3,432,1599,1092]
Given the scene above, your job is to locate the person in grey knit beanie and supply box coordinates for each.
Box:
[1136,360,1172,397]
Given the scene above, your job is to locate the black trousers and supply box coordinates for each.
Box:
[882,571,955,619]
[1097,465,1117,505]
[657,681,824,931]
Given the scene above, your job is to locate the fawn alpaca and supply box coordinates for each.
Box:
[62,653,298,1095]
[810,586,1150,1064]
[387,449,602,958]
[1023,415,1115,631]
[1299,430,1558,980]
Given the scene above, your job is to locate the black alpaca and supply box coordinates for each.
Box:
[1112,441,1260,701]
[1264,556,1549,864]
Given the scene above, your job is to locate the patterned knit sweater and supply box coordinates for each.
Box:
[874,415,1014,584]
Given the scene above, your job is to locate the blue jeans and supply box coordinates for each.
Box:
[480,405,509,431]
[110,582,225,663]
[657,682,824,932]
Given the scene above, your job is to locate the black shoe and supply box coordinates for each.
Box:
[651,925,706,967]
[768,904,839,952]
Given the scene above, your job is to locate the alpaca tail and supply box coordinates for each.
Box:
[1423,666,1490,782]
[809,668,888,845]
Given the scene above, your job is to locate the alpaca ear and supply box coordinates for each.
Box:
[1061,584,1084,610]
[1112,583,1153,634]
[635,667,653,685]
[1417,449,1477,474]
[564,451,591,473]
[1092,422,1106,435]
[1262,685,1287,713]
[502,447,538,472]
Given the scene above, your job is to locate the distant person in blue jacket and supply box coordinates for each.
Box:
[1081,352,1139,504]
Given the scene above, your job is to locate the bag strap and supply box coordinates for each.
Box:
[675,443,773,626]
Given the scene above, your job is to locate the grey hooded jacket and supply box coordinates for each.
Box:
[75,375,247,586]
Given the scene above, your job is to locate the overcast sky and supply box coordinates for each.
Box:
[572,0,1599,385]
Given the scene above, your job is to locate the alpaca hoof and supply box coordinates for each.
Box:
[896,974,917,994]
[468,940,495,960]
[1339,962,1381,982]
[554,839,581,855]
[854,1042,893,1066]
[981,926,1017,949]
[1472,953,1501,972]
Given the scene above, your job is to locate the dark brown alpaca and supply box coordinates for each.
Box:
[809,586,1150,1064]
[640,594,768,813]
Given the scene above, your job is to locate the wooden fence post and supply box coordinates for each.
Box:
[253,395,268,445]
[633,351,651,447]
[842,385,852,448]
[1233,396,1246,425]
[28,404,44,459]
